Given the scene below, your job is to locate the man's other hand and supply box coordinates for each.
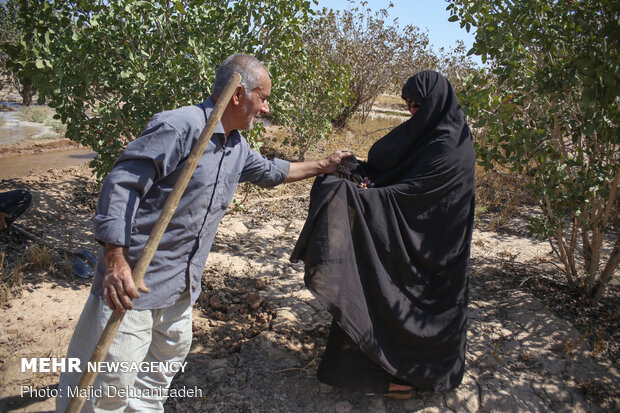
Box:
[102,243,150,312]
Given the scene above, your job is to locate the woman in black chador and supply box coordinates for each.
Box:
[291,71,475,398]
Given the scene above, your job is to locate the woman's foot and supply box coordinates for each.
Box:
[384,382,414,399]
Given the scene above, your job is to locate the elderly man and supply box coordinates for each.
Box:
[56,53,351,412]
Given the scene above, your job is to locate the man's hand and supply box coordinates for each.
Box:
[102,243,150,312]
[0,212,9,231]
[284,151,356,183]
[319,151,355,175]
[336,152,358,175]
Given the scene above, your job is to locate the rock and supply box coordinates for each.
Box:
[333,401,353,413]
[207,359,232,370]
[246,292,262,310]
[255,277,269,290]
[445,374,480,412]
[228,221,248,236]
[252,332,294,363]
[403,398,426,411]
[369,397,386,412]
[418,407,452,413]
[209,294,230,311]
[275,309,298,323]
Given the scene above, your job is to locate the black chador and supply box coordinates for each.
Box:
[291,71,476,394]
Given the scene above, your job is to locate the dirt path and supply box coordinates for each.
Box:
[0,163,618,413]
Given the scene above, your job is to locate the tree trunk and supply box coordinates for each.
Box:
[21,82,33,106]
[590,235,620,304]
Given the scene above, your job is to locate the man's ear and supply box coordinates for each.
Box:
[232,85,244,106]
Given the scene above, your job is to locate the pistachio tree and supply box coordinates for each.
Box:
[312,2,435,127]
[271,25,353,160]
[9,0,315,179]
[0,0,35,104]
[448,0,619,302]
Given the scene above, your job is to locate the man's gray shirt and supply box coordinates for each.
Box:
[92,98,290,309]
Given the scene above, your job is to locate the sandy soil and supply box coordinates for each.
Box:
[0,138,618,413]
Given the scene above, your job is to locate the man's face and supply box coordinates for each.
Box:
[239,69,271,130]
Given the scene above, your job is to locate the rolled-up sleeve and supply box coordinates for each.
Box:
[94,121,184,246]
[239,148,290,188]
[94,159,156,246]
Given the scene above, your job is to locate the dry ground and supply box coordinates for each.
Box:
[0,112,618,412]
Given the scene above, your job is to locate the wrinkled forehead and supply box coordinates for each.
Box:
[255,69,272,94]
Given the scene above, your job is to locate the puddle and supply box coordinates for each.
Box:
[0,102,96,179]
[0,110,47,144]
[0,149,96,180]
[0,102,45,141]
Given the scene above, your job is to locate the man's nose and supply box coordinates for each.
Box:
[261,101,270,115]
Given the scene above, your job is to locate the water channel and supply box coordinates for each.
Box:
[0,103,96,179]
[0,149,96,180]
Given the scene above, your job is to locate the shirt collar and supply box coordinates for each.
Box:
[201,97,242,143]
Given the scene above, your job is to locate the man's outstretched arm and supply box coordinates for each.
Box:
[284,151,353,183]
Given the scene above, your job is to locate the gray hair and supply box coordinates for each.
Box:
[212,54,268,98]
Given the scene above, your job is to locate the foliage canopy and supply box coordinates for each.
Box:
[2,0,317,179]
[448,0,619,302]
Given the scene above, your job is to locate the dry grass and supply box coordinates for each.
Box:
[375,93,406,110]
[257,113,527,230]
[0,253,25,303]
[304,114,402,164]
[26,244,54,271]
[475,165,531,229]
[0,238,64,305]
[18,105,52,123]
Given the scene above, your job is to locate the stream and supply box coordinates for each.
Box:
[0,103,96,179]
[0,149,96,180]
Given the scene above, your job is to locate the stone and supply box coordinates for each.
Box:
[228,221,248,236]
[272,309,298,329]
[403,398,425,411]
[209,294,230,311]
[255,277,269,290]
[246,292,263,310]
[369,397,386,412]
[418,406,452,413]
[445,375,480,412]
[333,401,353,413]
[207,359,232,370]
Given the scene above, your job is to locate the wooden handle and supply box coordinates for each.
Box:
[64,72,242,413]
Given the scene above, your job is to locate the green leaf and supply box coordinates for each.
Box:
[174,1,185,14]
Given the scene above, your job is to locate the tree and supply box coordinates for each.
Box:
[0,0,37,105]
[15,0,316,179]
[272,26,353,160]
[448,0,619,302]
[311,2,435,127]
[433,40,479,93]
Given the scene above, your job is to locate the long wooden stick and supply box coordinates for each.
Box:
[64,72,242,413]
